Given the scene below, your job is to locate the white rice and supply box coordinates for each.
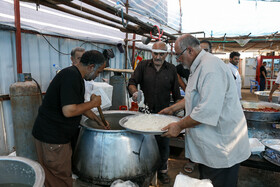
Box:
[123,114,178,132]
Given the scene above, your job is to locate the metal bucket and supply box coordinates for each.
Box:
[254,91,280,103]
[242,101,280,122]
[73,111,160,187]
[0,156,45,187]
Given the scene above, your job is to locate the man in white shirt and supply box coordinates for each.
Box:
[159,34,250,187]
[228,52,242,99]
[268,71,280,103]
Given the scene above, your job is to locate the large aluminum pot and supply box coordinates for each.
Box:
[0,156,45,187]
[242,101,280,122]
[254,91,280,103]
[73,111,160,186]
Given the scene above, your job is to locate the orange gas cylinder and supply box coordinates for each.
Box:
[129,102,139,111]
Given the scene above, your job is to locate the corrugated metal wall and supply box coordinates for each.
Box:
[0,29,177,155]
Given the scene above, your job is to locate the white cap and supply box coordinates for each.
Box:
[151,49,167,53]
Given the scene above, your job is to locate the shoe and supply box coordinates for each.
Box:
[183,162,195,173]
[157,172,170,184]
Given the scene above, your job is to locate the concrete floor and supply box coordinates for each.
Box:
[73,89,280,187]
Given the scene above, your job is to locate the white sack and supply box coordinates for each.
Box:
[173,173,213,187]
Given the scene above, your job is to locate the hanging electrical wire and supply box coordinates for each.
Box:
[41,34,71,55]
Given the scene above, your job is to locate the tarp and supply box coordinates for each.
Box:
[0,0,179,50]
[181,0,280,37]
[115,0,181,31]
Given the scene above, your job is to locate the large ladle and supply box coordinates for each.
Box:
[97,106,110,130]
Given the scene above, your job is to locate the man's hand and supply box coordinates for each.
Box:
[98,120,111,130]
[90,94,101,106]
[268,94,273,102]
[158,107,173,115]
[161,122,182,138]
[132,91,138,102]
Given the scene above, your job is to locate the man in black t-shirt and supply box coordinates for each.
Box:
[128,41,181,184]
[260,62,267,91]
[32,50,106,187]
[176,64,190,92]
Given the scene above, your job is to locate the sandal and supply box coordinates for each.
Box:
[183,162,195,173]
[157,172,170,184]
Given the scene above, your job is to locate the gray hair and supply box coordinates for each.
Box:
[178,34,201,51]
[71,47,85,57]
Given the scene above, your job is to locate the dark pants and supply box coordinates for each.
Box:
[34,138,73,187]
[155,135,170,173]
[260,77,266,91]
[71,126,80,167]
[199,163,240,187]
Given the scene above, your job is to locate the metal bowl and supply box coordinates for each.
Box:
[0,156,45,187]
[254,91,280,103]
[242,101,280,122]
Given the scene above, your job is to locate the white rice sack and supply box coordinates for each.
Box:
[123,114,178,132]
[174,173,213,187]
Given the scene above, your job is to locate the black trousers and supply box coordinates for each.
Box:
[155,135,170,173]
[199,163,240,187]
[260,77,266,91]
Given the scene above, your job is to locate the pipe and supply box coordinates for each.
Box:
[209,38,280,43]
[80,0,176,40]
[131,33,136,69]
[14,0,22,74]
[60,1,135,31]
[40,1,125,31]
[40,1,154,39]
[124,0,129,80]
[178,0,182,33]
[173,31,205,35]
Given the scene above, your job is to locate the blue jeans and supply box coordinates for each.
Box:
[155,135,170,173]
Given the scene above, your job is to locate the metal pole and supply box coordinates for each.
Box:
[124,0,129,80]
[14,0,22,74]
[131,33,136,69]
[179,0,182,33]
[60,1,135,31]
[40,1,125,31]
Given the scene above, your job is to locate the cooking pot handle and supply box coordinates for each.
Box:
[132,136,145,161]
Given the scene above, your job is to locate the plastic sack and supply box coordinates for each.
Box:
[91,88,111,110]
[249,138,265,154]
[110,179,138,187]
[173,173,213,187]
[84,80,113,110]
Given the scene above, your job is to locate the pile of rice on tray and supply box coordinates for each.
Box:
[123,114,179,132]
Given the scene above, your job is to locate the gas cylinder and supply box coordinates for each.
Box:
[109,73,127,110]
[9,73,42,160]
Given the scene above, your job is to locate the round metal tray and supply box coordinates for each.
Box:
[242,101,280,122]
[261,152,280,167]
[254,91,280,103]
[119,114,181,135]
[262,139,280,152]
